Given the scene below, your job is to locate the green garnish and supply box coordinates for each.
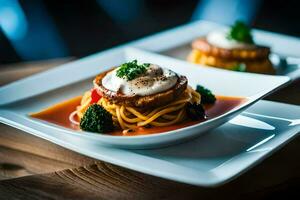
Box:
[196,85,216,104]
[116,60,150,81]
[80,104,114,133]
[232,63,246,72]
[227,21,254,44]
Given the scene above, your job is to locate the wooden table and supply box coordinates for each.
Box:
[0,60,299,200]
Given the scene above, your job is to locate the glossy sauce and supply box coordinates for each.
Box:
[30,96,246,136]
[30,96,81,130]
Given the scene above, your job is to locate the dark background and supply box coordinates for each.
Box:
[1,0,299,64]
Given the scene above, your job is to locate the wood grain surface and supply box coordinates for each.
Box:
[0,60,299,199]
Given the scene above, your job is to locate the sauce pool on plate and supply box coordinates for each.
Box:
[30,96,246,136]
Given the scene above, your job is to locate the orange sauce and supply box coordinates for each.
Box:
[30,96,245,136]
[30,96,81,130]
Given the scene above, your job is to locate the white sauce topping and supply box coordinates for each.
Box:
[102,64,178,96]
[207,29,255,49]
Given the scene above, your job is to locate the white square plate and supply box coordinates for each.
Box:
[0,48,289,149]
[0,46,298,187]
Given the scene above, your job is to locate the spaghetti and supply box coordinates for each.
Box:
[76,86,201,130]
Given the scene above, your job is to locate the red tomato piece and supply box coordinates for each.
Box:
[90,88,102,104]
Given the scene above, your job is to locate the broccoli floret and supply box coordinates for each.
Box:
[186,103,206,120]
[196,85,216,104]
[80,104,114,133]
